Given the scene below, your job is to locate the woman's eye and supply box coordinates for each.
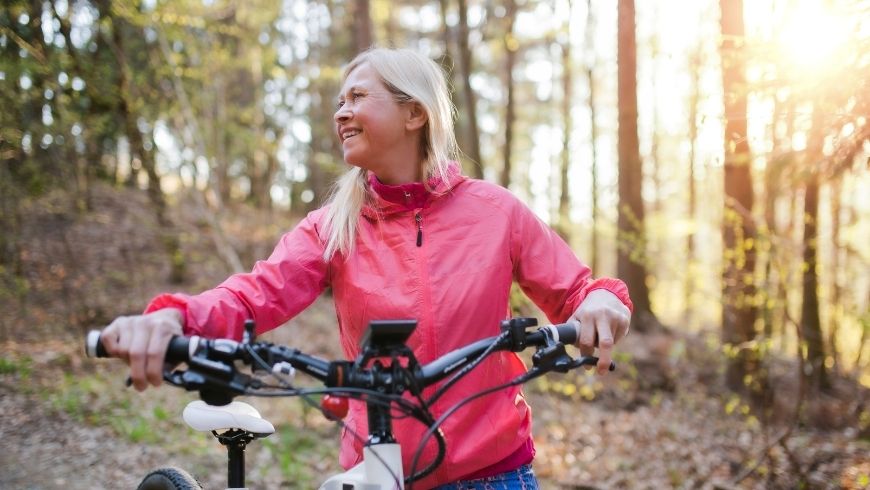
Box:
[337,100,345,109]
[351,92,364,100]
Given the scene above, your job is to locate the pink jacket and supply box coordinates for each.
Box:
[146,167,633,488]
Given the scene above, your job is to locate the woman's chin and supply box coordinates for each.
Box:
[344,156,371,171]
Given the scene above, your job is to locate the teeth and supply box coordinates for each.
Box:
[343,129,360,141]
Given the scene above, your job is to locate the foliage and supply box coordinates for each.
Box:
[1,0,869,487]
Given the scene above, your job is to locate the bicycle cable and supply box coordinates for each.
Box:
[406,365,549,490]
[244,343,425,490]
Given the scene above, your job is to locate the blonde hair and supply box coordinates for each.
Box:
[322,48,458,261]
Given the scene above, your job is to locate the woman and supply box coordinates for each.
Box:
[101,47,633,489]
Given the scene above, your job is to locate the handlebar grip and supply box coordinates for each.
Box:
[85,330,194,362]
[85,330,108,358]
[165,336,194,363]
[552,322,580,345]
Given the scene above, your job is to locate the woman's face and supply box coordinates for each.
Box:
[334,63,420,180]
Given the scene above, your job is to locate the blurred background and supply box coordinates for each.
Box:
[1,0,868,488]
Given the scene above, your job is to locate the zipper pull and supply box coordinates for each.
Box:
[415,212,423,247]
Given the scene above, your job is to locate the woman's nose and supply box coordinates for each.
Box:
[334,104,351,123]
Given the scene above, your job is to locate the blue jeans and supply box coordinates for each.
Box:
[432,464,539,489]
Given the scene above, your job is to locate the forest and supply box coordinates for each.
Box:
[1,0,868,488]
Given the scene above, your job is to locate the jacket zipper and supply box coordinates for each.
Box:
[415,212,423,247]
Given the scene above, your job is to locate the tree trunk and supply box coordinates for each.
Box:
[457,0,484,179]
[617,0,658,332]
[800,108,829,391]
[556,5,574,242]
[685,47,701,325]
[719,0,759,393]
[763,95,796,346]
[828,176,842,374]
[438,0,464,168]
[353,0,373,53]
[500,0,518,189]
[648,5,663,215]
[586,0,600,274]
[212,59,231,207]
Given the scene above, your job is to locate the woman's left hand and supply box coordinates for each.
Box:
[571,289,632,374]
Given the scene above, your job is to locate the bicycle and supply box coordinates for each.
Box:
[86,317,614,489]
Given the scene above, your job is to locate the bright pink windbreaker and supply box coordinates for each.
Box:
[145,165,633,488]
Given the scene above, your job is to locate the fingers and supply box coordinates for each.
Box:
[595,323,614,375]
[145,325,171,387]
[101,316,129,360]
[128,326,149,391]
[575,317,613,374]
[612,311,630,344]
[98,310,184,392]
[572,289,632,375]
[577,316,597,355]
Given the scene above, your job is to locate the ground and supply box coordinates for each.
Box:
[1,184,867,489]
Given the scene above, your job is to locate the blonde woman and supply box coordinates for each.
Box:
[101,47,633,489]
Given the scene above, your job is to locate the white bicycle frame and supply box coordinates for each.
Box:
[183,400,405,490]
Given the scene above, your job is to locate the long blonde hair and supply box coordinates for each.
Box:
[321,48,458,261]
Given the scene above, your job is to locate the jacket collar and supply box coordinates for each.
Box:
[361,161,466,219]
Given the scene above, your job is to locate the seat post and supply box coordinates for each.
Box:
[214,429,254,489]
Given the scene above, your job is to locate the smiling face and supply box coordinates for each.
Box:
[334,63,426,184]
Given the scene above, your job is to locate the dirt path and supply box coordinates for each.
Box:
[0,391,172,489]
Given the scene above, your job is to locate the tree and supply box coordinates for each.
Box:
[500,0,518,189]
[719,0,759,393]
[555,2,574,242]
[586,0,601,273]
[352,0,373,53]
[799,111,828,391]
[684,44,702,324]
[616,0,658,332]
[456,0,484,179]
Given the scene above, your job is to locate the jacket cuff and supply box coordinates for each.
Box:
[578,277,634,313]
[143,293,199,335]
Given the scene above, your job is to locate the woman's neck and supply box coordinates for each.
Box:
[371,161,423,185]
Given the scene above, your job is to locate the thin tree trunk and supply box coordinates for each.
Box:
[828,177,842,374]
[685,47,701,325]
[213,66,231,206]
[500,0,518,189]
[249,45,270,209]
[719,0,759,393]
[761,95,781,340]
[648,5,663,214]
[438,0,464,168]
[457,0,484,179]
[557,4,574,242]
[586,0,600,273]
[800,107,829,391]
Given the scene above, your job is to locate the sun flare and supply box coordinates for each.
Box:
[775,1,850,75]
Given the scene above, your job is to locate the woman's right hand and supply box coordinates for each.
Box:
[100,308,184,391]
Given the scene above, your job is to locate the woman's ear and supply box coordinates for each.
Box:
[405,102,428,131]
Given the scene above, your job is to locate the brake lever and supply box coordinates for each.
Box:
[123,363,187,388]
[532,343,617,373]
[568,356,616,372]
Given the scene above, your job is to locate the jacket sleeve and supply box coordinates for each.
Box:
[144,212,330,340]
[509,199,633,323]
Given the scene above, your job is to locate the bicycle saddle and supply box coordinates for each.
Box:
[182,400,275,437]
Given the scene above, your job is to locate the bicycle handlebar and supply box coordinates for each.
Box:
[85,317,614,485]
[86,320,612,391]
